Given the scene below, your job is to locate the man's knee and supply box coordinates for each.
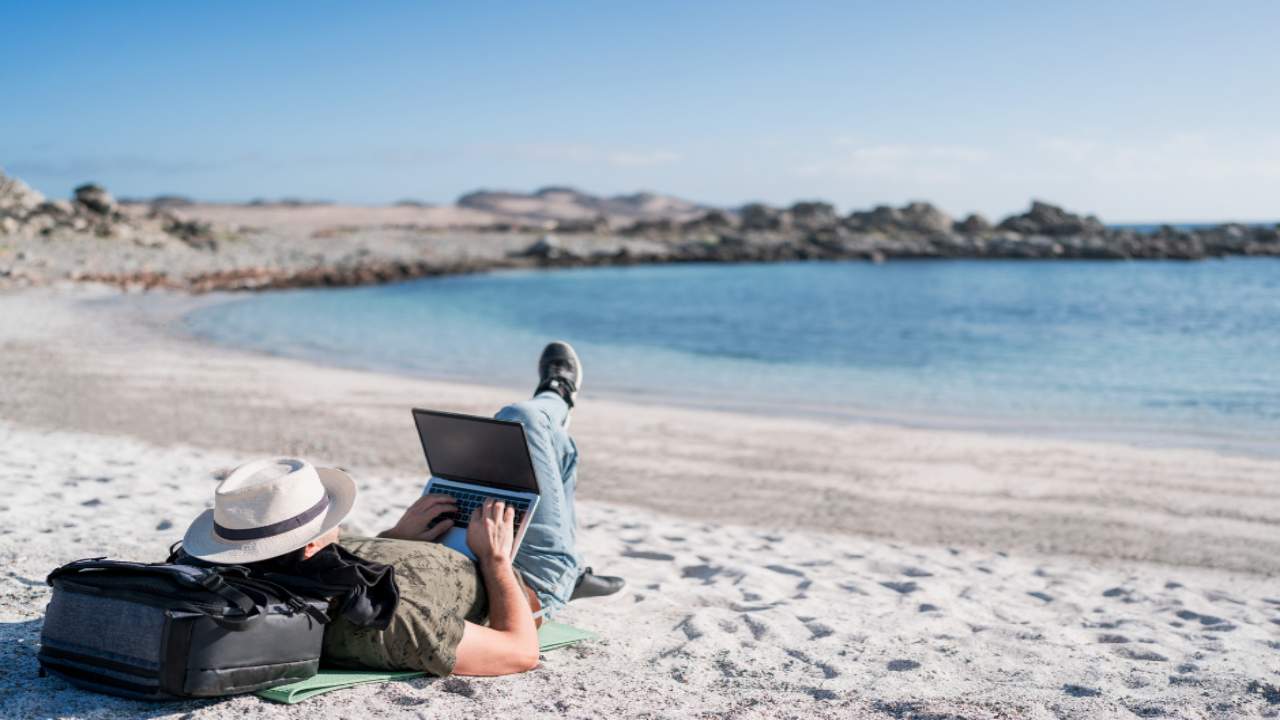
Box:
[495,402,551,434]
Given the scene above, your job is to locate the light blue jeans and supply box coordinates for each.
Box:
[495,392,582,613]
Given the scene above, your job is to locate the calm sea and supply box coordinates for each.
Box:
[185,259,1280,455]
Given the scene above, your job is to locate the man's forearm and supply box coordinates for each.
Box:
[481,560,537,639]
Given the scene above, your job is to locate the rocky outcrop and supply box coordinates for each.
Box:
[0,171,46,222]
[845,202,953,235]
[0,173,224,249]
[4,167,1278,293]
[997,200,1105,237]
[0,175,135,239]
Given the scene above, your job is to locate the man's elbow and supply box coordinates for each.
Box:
[515,646,540,672]
[499,640,540,674]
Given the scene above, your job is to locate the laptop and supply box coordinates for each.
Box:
[412,408,541,561]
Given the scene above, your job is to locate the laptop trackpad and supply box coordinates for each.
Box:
[442,527,476,561]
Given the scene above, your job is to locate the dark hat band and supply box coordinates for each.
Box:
[214,495,330,542]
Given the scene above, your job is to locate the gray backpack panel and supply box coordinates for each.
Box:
[38,558,328,700]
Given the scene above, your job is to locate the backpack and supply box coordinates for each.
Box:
[38,557,330,700]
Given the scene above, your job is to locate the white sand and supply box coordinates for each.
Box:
[1,286,1278,719]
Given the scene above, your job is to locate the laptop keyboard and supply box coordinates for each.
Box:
[433,487,531,529]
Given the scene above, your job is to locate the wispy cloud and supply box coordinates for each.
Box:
[794,141,989,183]
[479,142,682,168]
[7,154,219,177]
[607,149,682,168]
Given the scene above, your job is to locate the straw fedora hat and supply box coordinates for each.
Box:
[182,458,357,564]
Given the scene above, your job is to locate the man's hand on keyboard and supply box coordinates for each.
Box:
[377,493,458,542]
[467,499,516,567]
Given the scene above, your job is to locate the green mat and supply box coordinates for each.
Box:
[257,621,597,704]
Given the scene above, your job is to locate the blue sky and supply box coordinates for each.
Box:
[3,1,1278,221]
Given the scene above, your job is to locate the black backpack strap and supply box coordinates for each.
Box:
[46,558,263,628]
[189,571,256,617]
[227,576,331,625]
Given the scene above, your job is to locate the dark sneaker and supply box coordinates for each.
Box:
[536,341,582,408]
[569,567,625,601]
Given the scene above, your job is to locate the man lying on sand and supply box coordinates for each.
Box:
[179,342,623,677]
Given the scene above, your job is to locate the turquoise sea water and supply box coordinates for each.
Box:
[185,259,1280,455]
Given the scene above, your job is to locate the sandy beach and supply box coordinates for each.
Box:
[2,284,1279,719]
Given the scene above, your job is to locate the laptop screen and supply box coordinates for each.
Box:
[412,409,540,493]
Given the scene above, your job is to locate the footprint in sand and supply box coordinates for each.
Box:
[1062,684,1102,697]
[1027,591,1054,603]
[1097,633,1130,644]
[918,603,940,613]
[886,659,920,672]
[681,564,722,582]
[1174,609,1228,627]
[1113,646,1168,662]
[784,648,839,679]
[741,615,769,641]
[805,621,834,639]
[879,580,918,595]
[674,615,703,640]
[155,519,173,531]
[622,548,676,561]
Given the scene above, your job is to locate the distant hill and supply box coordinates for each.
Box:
[457,186,709,227]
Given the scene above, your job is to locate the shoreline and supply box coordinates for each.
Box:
[175,269,1280,462]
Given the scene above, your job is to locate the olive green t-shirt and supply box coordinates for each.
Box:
[321,535,487,677]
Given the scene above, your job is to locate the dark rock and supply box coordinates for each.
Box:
[740,203,790,231]
[899,201,952,234]
[957,213,992,233]
[150,208,216,250]
[73,183,116,214]
[513,234,583,262]
[553,215,610,234]
[679,209,736,233]
[789,201,839,231]
[524,234,562,259]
